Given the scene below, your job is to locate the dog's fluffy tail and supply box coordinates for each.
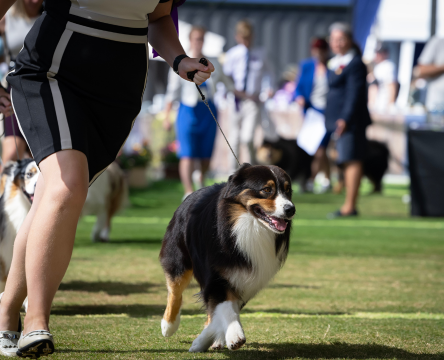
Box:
[106,162,128,219]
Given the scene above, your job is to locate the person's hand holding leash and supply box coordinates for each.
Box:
[335,119,347,137]
[178,57,214,85]
[0,87,12,117]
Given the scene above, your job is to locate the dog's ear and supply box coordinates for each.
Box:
[223,163,251,198]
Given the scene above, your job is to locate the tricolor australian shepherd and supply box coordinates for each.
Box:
[0,159,39,292]
[160,164,295,352]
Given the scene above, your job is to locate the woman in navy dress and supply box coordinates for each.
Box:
[325,23,371,217]
[165,26,229,199]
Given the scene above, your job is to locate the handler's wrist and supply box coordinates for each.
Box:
[173,54,189,75]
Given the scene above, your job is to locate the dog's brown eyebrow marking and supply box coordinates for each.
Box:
[265,180,276,190]
[284,181,290,191]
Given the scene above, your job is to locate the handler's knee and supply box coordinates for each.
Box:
[47,174,88,209]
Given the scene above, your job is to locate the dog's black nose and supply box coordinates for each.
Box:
[284,204,295,217]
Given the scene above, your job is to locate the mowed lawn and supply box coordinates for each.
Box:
[48,180,444,359]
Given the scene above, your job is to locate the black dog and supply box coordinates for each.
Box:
[256,137,312,189]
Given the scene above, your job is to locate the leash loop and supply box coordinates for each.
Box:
[187,58,241,167]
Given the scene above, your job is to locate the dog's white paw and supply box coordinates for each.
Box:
[189,338,209,353]
[211,336,225,350]
[189,331,215,353]
[225,321,246,351]
[161,316,180,337]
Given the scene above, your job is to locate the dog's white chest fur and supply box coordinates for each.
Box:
[228,212,285,302]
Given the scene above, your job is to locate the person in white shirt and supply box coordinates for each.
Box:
[369,46,398,112]
[164,26,231,199]
[223,20,274,169]
[0,0,43,169]
[415,36,444,111]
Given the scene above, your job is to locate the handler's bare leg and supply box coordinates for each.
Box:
[0,177,46,331]
[23,150,88,333]
[179,157,194,195]
[341,160,362,214]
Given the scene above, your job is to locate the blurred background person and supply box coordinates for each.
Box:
[368,46,398,112]
[223,19,274,170]
[164,26,229,200]
[414,36,444,113]
[325,22,371,218]
[293,37,331,193]
[0,0,43,168]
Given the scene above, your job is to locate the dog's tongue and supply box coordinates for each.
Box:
[271,217,287,231]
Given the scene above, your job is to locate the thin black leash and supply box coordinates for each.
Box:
[187,58,241,167]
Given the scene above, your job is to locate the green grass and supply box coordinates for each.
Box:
[46,180,444,359]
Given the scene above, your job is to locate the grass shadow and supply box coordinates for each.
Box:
[56,342,443,359]
[268,283,321,289]
[58,281,158,295]
[107,239,163,245]
[241,308,347,316]
[51,304,203,317]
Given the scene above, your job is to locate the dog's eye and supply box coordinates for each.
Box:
[262,187,272,193]
[26,173,33,179]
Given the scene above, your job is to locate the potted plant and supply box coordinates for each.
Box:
[117,142,152,188]
[161,140,180,179]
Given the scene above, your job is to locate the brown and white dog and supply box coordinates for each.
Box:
[0,160,127,293]
[82,162,128,242]
[0,159,39,292]
[160,164,295,352]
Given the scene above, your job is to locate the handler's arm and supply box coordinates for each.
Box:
[148,0,214,85]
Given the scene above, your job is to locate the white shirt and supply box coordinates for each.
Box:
[165,57,233,107]
[310,67,328,110]
[223,44,273,96]
[328,50,355,72]
[5,10,39,59]
[418,36,444,111]
[373,59,397,111]
[72,0,161,20]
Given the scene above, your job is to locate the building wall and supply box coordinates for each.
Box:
[179,3,350,81]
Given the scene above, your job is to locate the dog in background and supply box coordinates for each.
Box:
[0,159,38,292]
[0,160,127,292]
[331,140,389,194]
[256,137,312,191]
[160,164,295,352]
[82,162,128,242]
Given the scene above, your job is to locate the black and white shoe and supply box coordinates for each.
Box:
[0,292,22,358]
[16,331,54,358]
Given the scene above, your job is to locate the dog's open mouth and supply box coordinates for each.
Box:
[22,189,34,203]
[253,206,288,232]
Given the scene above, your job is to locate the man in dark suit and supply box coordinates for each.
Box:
[325,22,371,217]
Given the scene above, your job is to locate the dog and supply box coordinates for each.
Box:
[256,137,312,191]
[331,140,389,194]
[160,164,295,352]
[82,162,128,242]
[0,159,39,292]
[0,160,127,293]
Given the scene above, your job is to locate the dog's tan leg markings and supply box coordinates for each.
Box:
[204,313,212,328]
[0,175,7,196]
[0,257,7,292]
[161,269,193,337]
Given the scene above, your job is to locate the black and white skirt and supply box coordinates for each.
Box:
[7,0,149,184]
